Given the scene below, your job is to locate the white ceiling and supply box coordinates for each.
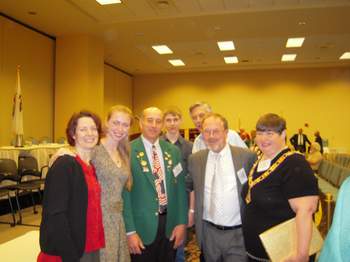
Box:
[1,0,350,75]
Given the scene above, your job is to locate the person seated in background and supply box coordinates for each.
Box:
[318,177,350,262]
[290,128,311,153]
[314,131,324,154]
[306,142,323,173]
[38,111,105,262]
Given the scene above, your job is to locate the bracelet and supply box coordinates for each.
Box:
[189,209,195,213]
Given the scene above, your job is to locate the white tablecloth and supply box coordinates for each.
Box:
[0,231,40,261]
[0,143,67,171]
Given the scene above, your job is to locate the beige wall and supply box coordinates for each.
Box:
[0,16,54,146]
[104,64,133,118]
[133,68,350,151]
[104,64,136,132]
[54,35,104,140]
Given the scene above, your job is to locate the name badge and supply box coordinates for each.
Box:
[173,163,183,178]
[237,168,247,184]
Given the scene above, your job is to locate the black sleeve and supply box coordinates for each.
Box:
[43,156,80,261]
[289,135,296,146]
[281,155,319,200]
[305,135,311,145]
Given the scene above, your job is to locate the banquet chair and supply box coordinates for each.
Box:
[56,137,66,144]
[26,137,39,145]
[0,159,20,226]
[16,155,48,225]
[39,136,52,144]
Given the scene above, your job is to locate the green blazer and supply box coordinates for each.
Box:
[123,137,188,245]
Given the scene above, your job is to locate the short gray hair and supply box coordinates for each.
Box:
[189,102,212,114]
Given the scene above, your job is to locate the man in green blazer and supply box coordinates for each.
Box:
[123,107,188,262]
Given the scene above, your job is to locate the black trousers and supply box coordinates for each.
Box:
[131,214,176,262]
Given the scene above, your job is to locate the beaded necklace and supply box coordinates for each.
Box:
[245,151,295,204]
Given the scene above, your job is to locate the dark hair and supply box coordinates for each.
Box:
[256,113,286,134]
[66,110,102,146]
[202,112,229,130]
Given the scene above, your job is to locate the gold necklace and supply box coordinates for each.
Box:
[103,142,122,168]
[245,151,295,204]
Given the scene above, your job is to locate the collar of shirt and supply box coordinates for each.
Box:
[208,143,230,159]
[141,135,160,151]
[141,135,165,174]
[161,133,184,146]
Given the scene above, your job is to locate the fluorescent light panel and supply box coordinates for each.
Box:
[96,0,121,4]
[340,52,350,60]
[224,56,238,64]
[286,37,305,48]
[281,54,297,62]
[168,59,185,66]
[152,45,173,54]
[217,41,235,51]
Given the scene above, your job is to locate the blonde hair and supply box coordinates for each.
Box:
[107,105,134,191]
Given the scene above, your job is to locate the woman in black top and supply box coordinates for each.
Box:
[242,113,319,262]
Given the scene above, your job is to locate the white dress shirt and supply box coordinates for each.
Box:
[203,144,242,226]
[192,129,247,153]
[141,135,167,193]
[298,134,304,145]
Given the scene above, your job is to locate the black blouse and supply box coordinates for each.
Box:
[241,148,319,259]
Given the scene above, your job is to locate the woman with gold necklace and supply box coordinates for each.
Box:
[93,105,133,262]
[241,113,319,262]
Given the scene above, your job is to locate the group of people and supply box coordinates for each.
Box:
[289,128,324,154]
[37,102,344,262]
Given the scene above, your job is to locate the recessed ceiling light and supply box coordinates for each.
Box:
[286,37,305,48]
[298,21,306,26]
[340,52,350,60]
[96,0,121,5]
[157,0,170,9]
[217,41,235,51]
[152,45,173,54]
[281,54,297,62]
[169,59,185,66]
[224,56,238,64]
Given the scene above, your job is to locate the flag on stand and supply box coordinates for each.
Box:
[12,65,24,136]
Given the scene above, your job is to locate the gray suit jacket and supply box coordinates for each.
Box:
[187,146,257,247]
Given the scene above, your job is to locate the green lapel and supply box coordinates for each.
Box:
[159,140,173,188]
[132,137,156,192]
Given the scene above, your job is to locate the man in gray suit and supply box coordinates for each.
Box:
[187,113,256,262]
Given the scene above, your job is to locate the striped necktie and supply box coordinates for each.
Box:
[152,145,167,213]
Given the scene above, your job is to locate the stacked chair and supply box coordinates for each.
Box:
[0,159,18,227]
[0,155,48,227]
[317,159,350,200]
[16,154,47,225]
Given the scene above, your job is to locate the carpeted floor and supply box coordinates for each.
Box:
[0,194,334,262]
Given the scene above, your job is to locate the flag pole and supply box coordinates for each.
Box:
[13,65,24,147]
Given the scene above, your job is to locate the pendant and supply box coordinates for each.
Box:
[245,189,251,204]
